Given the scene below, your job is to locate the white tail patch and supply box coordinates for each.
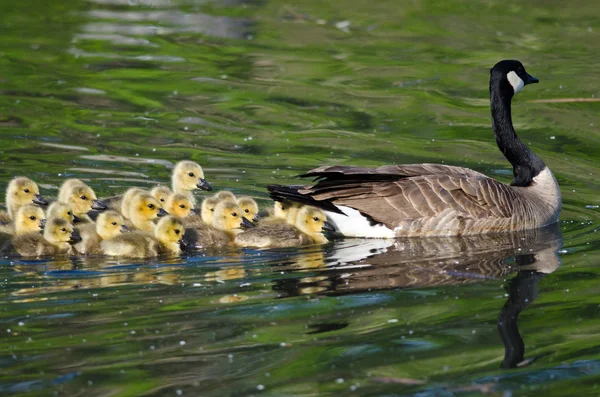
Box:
[507,71,524,94]
[325,206,396,238]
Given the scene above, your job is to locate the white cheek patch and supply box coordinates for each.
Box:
[507,71,525,94]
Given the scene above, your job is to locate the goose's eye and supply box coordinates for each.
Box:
[24,189,30,193]
[210,208,214,212]
[313,217,319,221]
[174,229,180,235]
[61,228,66,232]
[517,66,524,74]
[231,212,237,217]
[111,221,117,225]
[148,204,155,209]
[244,209,249,213]
[160,198,165,202]
[188,172,194,177]
[179,204,186,208]
[29,216,36,220]
[67,211,72,216]
[80,195,87,200]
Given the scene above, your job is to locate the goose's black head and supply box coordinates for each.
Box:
[490,60,539,98]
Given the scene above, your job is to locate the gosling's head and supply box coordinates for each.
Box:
[215,190,236,202]
[66,185,106,216]
[150,185,173,208]
[121,187,145,218]
[166,193,194,218]
[154,215,185,253]
[236,196,259,222]
[201,196,219,224]
[129,192,167,223]
[46,202,75,223]
[14,204,46,235]
[172,160,212,192]
[96,210,126,240]
[273,200,299,220]
[213,201,254,233]
[44,217,80,245]
[6,177,47,217]
[294,206,333,238]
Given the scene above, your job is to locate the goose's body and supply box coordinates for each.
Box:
[59,182,107,223]
[74,211,126,255]
[268,60,561,238]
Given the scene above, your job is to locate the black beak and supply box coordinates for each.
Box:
[69,230,82,244]
[322,221,336,232]
[191,207,201,215]
[179,238,188,251]
[33,194,48,206]
[240,216,255,229]
[72,214,83,223]
[252,215,261,223]
[91,199,108,211]
[39,219,46,230]
[197,178,212,191]
[525,74,539,85]
[120,224,129,233]
[157,208,168,217]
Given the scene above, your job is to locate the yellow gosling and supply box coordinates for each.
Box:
[150,185,172,208]
[2,177,47,220]
[236,196,259,222]
[128,192,168,232]
[63,185,107,221]
[212,201,253,236]
[14,205,46,236]
[74,210,127,255]
[215,190,236,202]
[120,187,145,219]
[12,217,81,257]
[57,179,86,203]
[200,196,219,225]
[46,202,76,223]
[234,206,332,248]
[171,160,212,205]
[101,215,184,258]
[166,193,194,219]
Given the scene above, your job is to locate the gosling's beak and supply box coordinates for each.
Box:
[179,238,188,251]
[72,215,83,223]
[525,74,539,85]
[39,219,46,230]
[157,208,168,217]
[322,221,336,232]
[120,224,129,233]
[240,216,255,229]
[197,178,212,191]
[191,207,201,215]
[91,199,108,211]
[33,194,48,206]
[69,230,82,244]
[252,215,261,223]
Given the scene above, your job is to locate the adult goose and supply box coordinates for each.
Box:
[268,60,561,237]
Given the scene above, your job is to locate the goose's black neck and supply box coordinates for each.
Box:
[490,77,545,187]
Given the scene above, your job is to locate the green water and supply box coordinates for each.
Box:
[1,0,600,395]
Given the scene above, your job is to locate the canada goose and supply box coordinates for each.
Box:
[128,192,168,232]
[182,200,253,249]
[171,160,212,205]
[0,204,46,236]
[214,190,236,202]
[57,178,86,203]
[200,196,219,224]
[0,177,48,221]
[46,202,77,223]
[236,196,259,222]
[74,210,127,255]
[62,184,107,222]
[235,205,332,248]
[150,185,172,208]
[166,193,194,219]
[101,215,185,258]
[120,187,145,219]
[11,217,81,257]
[268,60,561,237]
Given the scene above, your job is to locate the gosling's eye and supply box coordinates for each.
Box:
[244,209,249,213]
[179,204,186,208]
[313,217,319,221]
[188,172,194,177]
[80,195,87,200]
[29,216,36,220]
[111,221,117,226]
[148,204,155,209]
[231,212,237,217]
[160,198,165,202]
[61,228,66,232]
[24,189,30,193]
[67,211,72,216]
[210,208,214,212]
[174,229,181,235]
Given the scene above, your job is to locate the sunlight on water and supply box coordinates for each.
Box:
[1,0,600,395]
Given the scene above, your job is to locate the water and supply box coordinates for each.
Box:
[1,0,600,395]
